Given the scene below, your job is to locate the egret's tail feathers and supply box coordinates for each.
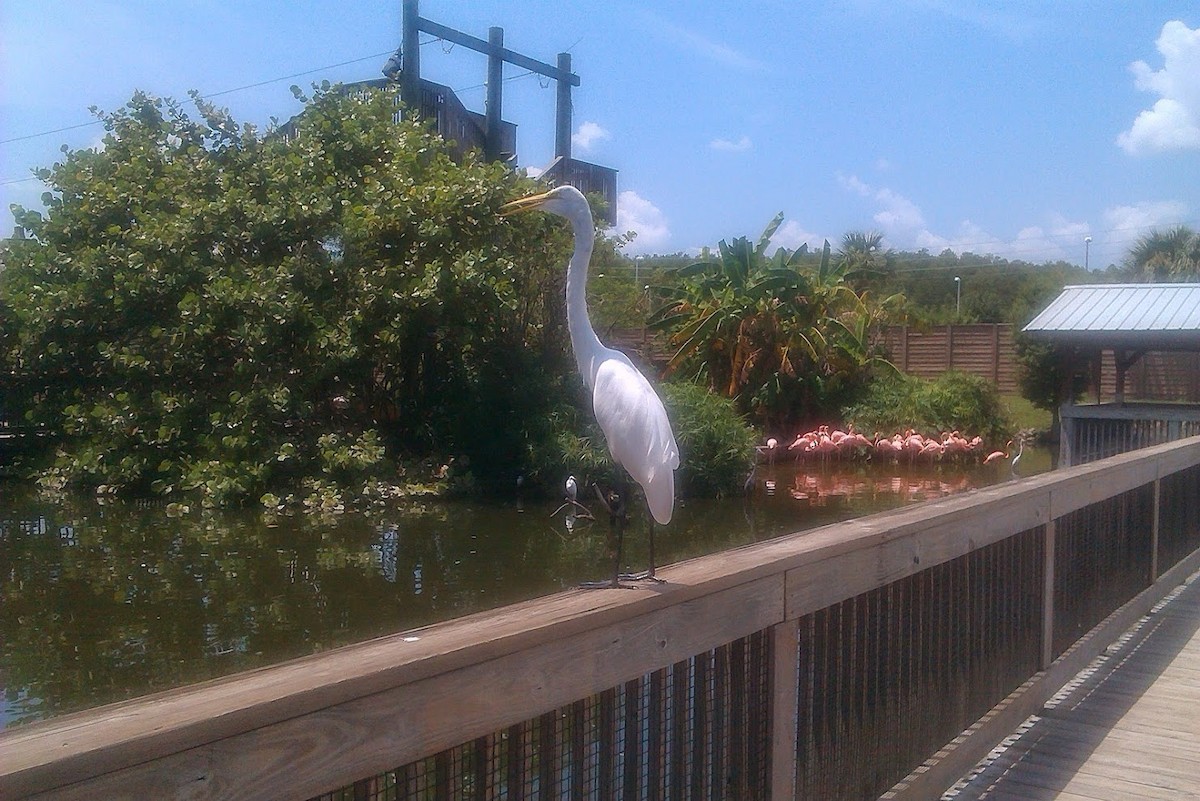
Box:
[646,469,675,525]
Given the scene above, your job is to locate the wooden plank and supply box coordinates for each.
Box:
[784,491,1050,618]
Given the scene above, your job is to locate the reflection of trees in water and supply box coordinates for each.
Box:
[1,459,1024,727]
[0,491,596,725]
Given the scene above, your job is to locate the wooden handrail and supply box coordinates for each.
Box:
[5,435,1200,801]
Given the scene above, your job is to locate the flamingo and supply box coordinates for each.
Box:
[984,441,1014,465]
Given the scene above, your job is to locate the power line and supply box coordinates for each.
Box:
[0,46,416,146]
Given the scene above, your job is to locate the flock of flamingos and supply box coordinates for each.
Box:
[757,426,1024,466]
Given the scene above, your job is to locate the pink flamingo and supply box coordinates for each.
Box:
[984,441,1014,464]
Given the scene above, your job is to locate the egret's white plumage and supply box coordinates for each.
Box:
[502,186,680,524]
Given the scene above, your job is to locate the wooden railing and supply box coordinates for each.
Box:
[4,437,1200,800]
[1060,401,1200,466]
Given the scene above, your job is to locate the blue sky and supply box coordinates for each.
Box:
[2,2,1198,270]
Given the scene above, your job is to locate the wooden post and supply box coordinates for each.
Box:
[1150,479,1161,582]
[555,52,572,159]
[401,0,422,113]
[988,326,998,388]
[771,620,798,800]
[485,27,504,162]
[1041,519,1056,669]
[900,325,909,373]
[947,325,954,372]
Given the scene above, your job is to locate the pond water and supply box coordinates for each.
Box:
[0,448,1052,729]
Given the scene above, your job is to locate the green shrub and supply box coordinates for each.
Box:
[662,382,756,497]
[527,382,755,499]
[846,371,1011,444]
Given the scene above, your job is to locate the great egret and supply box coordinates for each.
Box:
[1010,436,1025,477]
[501,185,680,586]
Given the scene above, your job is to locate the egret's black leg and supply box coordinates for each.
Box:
[580,488,628,589]
[624,506,666,583]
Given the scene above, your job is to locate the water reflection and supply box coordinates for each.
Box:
[0,449,1051,728]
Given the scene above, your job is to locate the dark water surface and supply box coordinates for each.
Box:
[0,449,1051,728]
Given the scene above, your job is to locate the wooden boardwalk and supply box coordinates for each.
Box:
[945,570,1200,800]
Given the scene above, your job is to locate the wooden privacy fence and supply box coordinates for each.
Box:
[881,324,1018,394]
[4,437,1200,800]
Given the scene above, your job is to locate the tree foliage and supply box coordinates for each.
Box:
[649,216,898,429]
[2,86,574,504]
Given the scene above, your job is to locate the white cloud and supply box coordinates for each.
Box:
[838,174,926,230]
[1103,199,1189,233]
[523,165,544,179]
[614,190,671,255]
[1117,20,1200,154]
[710,135,752,152]
[637,10,766,72]
[838,173,1106,264]
[572,121,611,152]
[769,220,825,253]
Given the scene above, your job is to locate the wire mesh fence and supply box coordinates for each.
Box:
[310,630,773,801]
[794,526,1044,800]
[1158,463,1200,572]
[1052,483,1155,656]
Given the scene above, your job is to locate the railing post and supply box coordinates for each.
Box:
[1041,519,1056,669]
[1150,478,1161,582]
[771,619,798,800]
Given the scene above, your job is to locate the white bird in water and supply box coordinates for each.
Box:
[502,186,680,586]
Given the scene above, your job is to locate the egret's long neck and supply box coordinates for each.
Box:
[564,213,604,389]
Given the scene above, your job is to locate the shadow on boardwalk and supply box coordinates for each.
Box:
[946,570,1200,800]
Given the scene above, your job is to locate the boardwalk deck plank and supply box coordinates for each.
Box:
[947,570,1200,800]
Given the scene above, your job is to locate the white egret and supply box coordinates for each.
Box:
[501,186,680,585]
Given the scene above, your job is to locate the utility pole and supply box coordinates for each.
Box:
[555,52,572,159]
[401,0,421,112]
[486,27,504,161]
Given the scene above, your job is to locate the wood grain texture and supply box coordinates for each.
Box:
[941,556,1200,801]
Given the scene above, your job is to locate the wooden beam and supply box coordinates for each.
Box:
[415,16,580,85]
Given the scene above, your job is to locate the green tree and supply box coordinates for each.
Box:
[1125,225,1200,281]
[1,86,573,504]
[1014,336,1087,443]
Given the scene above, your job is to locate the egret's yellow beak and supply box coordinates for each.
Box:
[499,191,553,217]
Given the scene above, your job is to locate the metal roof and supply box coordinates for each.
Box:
[1023,284,1200,350]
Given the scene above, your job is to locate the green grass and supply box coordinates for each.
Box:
[1000,394,1052,434]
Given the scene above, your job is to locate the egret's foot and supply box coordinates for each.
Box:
[620,570,665,583]
[579,576,627,589]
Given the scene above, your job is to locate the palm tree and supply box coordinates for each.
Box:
[1126,225,1200,281]
[837,230,891,289]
